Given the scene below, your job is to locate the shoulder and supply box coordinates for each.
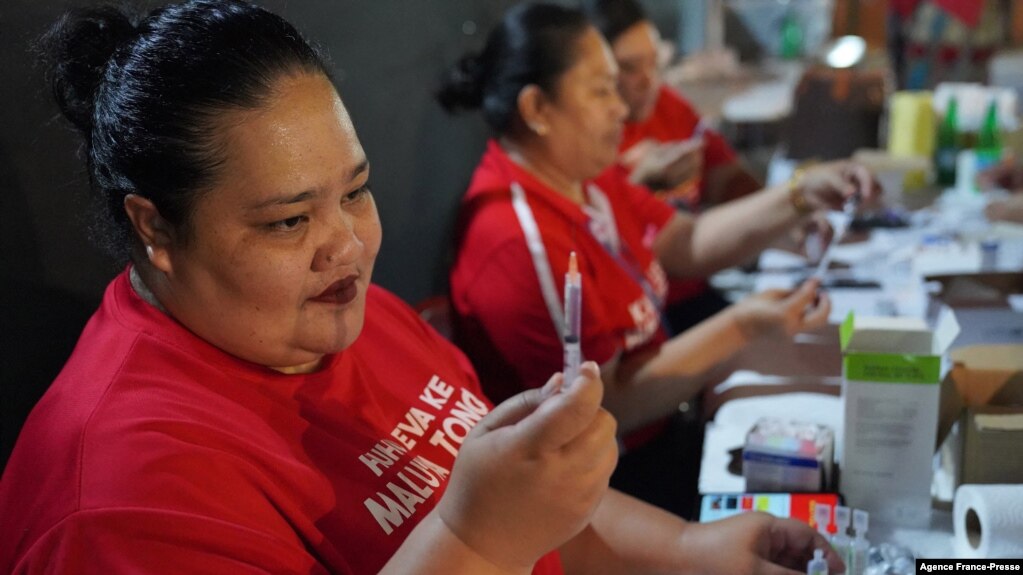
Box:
[361,285,459,355]
[653,85,700,125]
[657,85,696,112]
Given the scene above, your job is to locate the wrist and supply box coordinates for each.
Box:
[725,304,756,345]
[412,511,531,575]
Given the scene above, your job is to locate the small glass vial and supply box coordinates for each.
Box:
[807,548,828,575]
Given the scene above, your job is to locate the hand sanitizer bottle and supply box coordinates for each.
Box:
[807,548,829,575]
[831,506,853,569]
[850,509,870,575]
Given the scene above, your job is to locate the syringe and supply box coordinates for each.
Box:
[812,194,860,280]
[563,251,582,387]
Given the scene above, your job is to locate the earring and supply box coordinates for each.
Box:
[530,123,548,136]
[145,245,155,260]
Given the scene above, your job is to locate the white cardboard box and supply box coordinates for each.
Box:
[839,310,960,526]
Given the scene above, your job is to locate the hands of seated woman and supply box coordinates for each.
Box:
[622,137,705,190]
[677,512,845,575]
[985,195,1023,224]
[731,279,831,342]
[437,362,618,572]
[789,211,834,261]
[795,161,881,214]
[977,157,1023,191]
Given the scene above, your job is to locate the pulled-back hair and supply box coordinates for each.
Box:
[41,0,331,261]
[437,3,589,134]
[582,0,647,44]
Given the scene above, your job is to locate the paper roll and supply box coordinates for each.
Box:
[954,484,1023,558]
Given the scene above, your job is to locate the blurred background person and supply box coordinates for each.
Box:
[584,0,766,337]
[440,2,876,519]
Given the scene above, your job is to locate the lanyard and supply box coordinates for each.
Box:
[510,180,667,341]
[583,184,666,313]
[510,181,566,338]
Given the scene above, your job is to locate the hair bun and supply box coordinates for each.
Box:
[437,52,484,113]
[42,6,136,135]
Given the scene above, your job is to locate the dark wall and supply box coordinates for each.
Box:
[0,0,522,466]
[0,0,680,467]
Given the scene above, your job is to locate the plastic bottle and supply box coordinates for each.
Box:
[935,96,960,187]
[850,509,870,575]
[780,11,804,60]
[814,502,832,541]
[975,98,1002,175]
[831,506,853,570]
[807,548,829,575]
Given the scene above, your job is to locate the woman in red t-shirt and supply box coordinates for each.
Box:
[2,2,611,574]
[441,1,877,523]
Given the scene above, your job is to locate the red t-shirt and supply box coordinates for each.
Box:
[619,85,739,305]
[0,271,562,575]
[450,140,675,403]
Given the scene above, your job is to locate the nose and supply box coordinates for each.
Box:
[312,210,363,272]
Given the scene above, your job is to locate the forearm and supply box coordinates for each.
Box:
[600,307,748,433]
[559,489,694,575]
[656,184,803,278]
[380,510,528,575]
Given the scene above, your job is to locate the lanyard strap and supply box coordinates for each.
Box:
[510,181,566,338]
[585,184,666,312]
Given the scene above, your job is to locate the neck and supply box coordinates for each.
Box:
[500,136,585,205]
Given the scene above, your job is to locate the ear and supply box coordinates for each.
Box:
[517,84,552,137]
[123,194,175,274]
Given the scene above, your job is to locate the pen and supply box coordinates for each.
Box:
[563,252,582,387]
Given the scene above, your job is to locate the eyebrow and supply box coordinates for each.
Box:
[248,159,370,211]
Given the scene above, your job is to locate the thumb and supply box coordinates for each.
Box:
[788,278,820,302]
[471,374,562,436]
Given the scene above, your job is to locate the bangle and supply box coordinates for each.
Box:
[788,168,812,216]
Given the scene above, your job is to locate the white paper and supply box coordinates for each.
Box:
[954,484,1023,558]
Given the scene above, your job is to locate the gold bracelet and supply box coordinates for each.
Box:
[788,168,812,216]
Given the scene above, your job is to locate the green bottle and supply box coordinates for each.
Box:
[780,12,803,60]
[975,99,1002,174]
[934,96,960,187]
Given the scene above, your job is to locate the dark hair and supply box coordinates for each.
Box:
[437,3,589,134]
[582,0,646,44]
[41,0,331,261]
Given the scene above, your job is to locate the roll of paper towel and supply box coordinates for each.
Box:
[954,484,1023,558]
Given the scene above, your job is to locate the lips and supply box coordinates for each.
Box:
[310,275,359,305]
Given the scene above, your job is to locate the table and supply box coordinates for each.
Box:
[697,194,1023,559]
[699,392,955,558]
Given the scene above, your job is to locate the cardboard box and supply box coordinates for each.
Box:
[839,310,960,527]
[935,345,1023,495]
[927,272,1023,309]
[742,418,835,492]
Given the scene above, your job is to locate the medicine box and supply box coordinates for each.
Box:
[839,310,959,527]
[743,417,834,493]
